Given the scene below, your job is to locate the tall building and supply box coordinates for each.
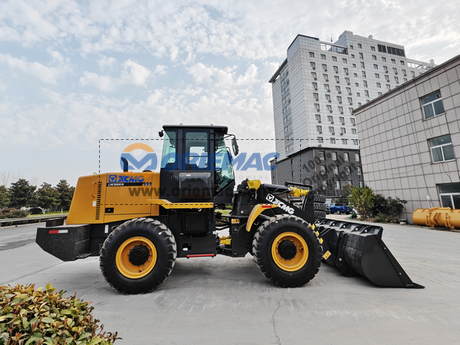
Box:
[354,53,460,222]
[269,31,434,196]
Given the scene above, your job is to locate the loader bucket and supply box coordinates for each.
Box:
[316,219,423,288]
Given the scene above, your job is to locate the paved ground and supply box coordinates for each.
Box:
[1,218,460,345]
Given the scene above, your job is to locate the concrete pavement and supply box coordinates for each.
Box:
[1,220,459,344]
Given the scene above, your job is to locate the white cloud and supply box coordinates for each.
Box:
[0,53,65,84]
[98,56,117,71]
[79,71,117,92]
[188,63,258,88]
[121,59,151,86]
[154,65,168,75]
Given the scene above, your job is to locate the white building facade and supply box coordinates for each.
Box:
[270,31,434,195]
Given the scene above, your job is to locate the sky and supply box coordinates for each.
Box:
[0,0,459,187]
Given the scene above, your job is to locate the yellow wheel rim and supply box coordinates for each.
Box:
[272,232,309,272]
[116,237,157,279]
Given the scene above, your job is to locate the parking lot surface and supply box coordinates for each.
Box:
[1,218,460,344]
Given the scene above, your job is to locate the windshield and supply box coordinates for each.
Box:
[215,134,234,192]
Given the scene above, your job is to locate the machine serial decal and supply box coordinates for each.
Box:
[266,193,294,215]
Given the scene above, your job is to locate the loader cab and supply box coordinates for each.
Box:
[159,125,236,204]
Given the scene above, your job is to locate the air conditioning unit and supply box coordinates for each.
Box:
[338,91,342,94]
[340,133,343,135]
[331,121,334,124]
[318,120,321,123]
[314,77,317,80]
[395,71,398,74]
[340,111,344,114]
[353,123,356,126]
[318,131,322,134]
[329,110,333,113]
[339,101,342,104]
[347,82,350,85]
[314,87,318,90]
[327,89,330,92]
[315,97,319,101]
[312,67,316,70]
[328,99,331,103]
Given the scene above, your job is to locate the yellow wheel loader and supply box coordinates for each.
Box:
[36,125,422,294]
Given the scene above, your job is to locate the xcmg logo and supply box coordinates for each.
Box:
[108,175,145,183]
[118,143,279,171]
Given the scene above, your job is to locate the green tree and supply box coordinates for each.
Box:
[349,186,374,219]
[36,182,60,210]
[0,185,10,209]
[337,184,353,205]
[55,179,75,210]
[8,179,36,208]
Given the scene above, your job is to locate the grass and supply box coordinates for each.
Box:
[28,211,68,217]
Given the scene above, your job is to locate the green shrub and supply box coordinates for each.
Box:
[0,209,29,219]
[0,284,118,345]
[371,195,407,223]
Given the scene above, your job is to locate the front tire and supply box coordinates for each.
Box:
[252,215,322,287]
[100,218,176,294]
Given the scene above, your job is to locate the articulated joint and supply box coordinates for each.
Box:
[289,187,309,197]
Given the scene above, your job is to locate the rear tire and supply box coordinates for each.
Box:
[252,215,322,287]
[100,218,176,294]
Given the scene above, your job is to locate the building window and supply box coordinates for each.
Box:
[311,61,316,69]
[341,127,346,135]
[350,118,356,126]
[358,43,362,48]
[353,63,357,68]
[344,166,351,174]
[320,165,326,174]
[354,73,358,77]
[343,67,349,75]
[402,69,407,76]
[338,106,343,113]
[429,135,454,162]
[411,71,415,77]
[375,73,380,79]
[324,84,330,92]
[382,56,387,62]
[342,139,348,145]
[393,67,398,74]
[335,180,341,189]
[357,167,362,175]
[363,80,368,87]
[350,45,354,49]
[309,52,315,58]
[345,77,350,85]
[332,56,337,62]
[365,90,369,97]
[352,128,357,134]
[339,116,345,125]
[438,183,460,209]
[395,76,399,83]
[355,153,360,161]
[400,60,405,66]
[333,66,339,73]
[316,114,321,122]
[337,96,342,103]
[313,92,319,101]
[322,64,328,71]
[376,82,381,88]
[391,59,396,64]
[373,64,378,69]
[386,84,391,90]
[403,78,408,82]
[378,44,386,53]
[385,75,390,82]
[331,152,337,160]
[327,115,334,123]
[335,75,340,83]
[336,85,341,93]
[326,94,331,102]
[355,82,359,87]
[315,103,320,111]
[360,61,365,68]
[383,66,388,73]
[330,138,336,144]
[317,136,324,143]
[321,54,326,60]
[329,126,335,135]
[359,52,363,59]
[312,82,318,90]
[352,139,359,145]
[351,54,355,59]
[371,46,375,51]
[322,180,328,189]
[347,97,353,105]
[378,92,382,96]
[346,87,351,95]
[327,105,332,112]
[421,90,445,119]
[356,92,361,97]
[344,152,349,161]
[348,107,353,114]
[319,151,325,160]
[311,72,317,80]
[359,181,364,188]
[342,58,347,64]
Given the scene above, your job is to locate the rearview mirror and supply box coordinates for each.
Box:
[231,136,239,156]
